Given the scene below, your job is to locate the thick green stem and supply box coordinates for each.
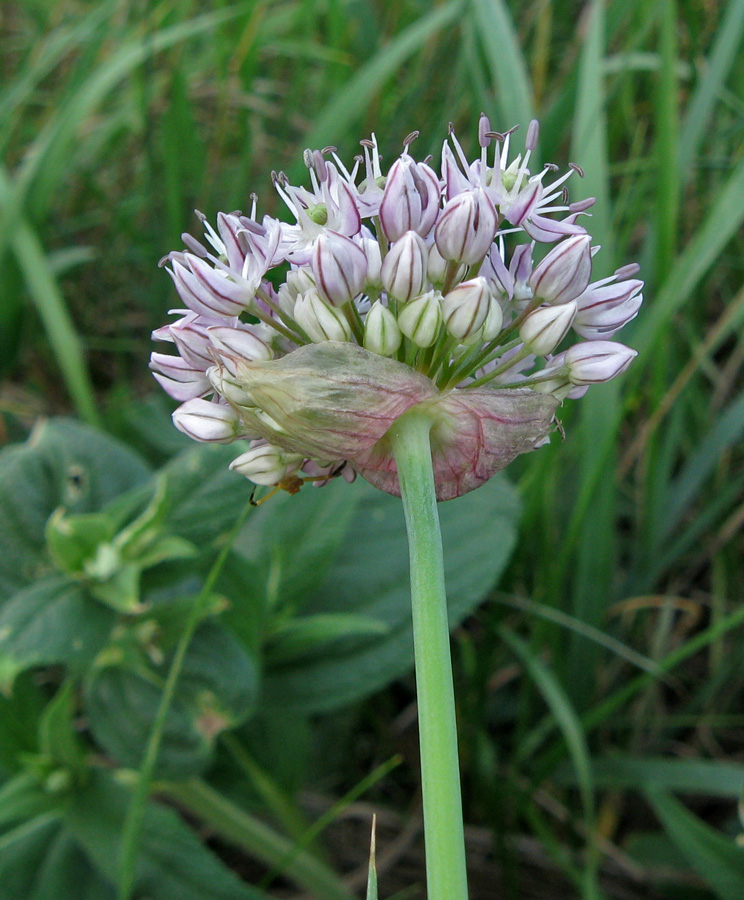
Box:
[389,410,469,900]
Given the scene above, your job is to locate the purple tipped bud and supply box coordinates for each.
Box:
[398,290,443,348]
[149,353,211,402]
[364,301,402,357]
[442,277,492,340]
[573,278,643,339]
[529,234,592,305]
[172,398,242,443]
[564,341,637,384]
[361,236,383,288]
[381,230,428,301]
[435,188,498,265]
[230,442,303,485]
[379,156,441,241]
[520,301,577,356]
[311,232,367,306]
[207,325,274,361]
[294,290,353,343]
[478,114,492,147]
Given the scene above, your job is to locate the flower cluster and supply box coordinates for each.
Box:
[152,116,642,500]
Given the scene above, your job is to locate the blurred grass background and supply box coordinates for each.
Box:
[1,0,744,896]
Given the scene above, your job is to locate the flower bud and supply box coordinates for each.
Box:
[364,300,402,357]
[294,289,353,343]
[378,155,441,241]
[573,278,643,339]
[230,442,303,485]
[381,230,428,302]
[207,365,256,408]
[208,324,274,362]
[529,234,592,305]
[479,298,504,341]
[442,277,492,340]
[426,241,465,286]
[519,301,577,356]
[311,231,367,306]
[361,236,383,289]
[397,290,443,348]
[149,353,211,402]
[172,398,242,443]
[564,341,637,384]
[434,187,498,265]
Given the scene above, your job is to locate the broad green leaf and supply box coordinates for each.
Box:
[25,828,116,900]
[0,577,115,691]
[0,419,151,599]
[648,791,744,900]
[265,613,390,665]
[0,773,58,830]
[84,622,259,779]
[0,673,46,773]
[0,816,70,900]
[38,681,85,771]
[65,770,268,900]
[262,475,521,712]
[234,477,362,613]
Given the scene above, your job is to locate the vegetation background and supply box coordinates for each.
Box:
[1,0,743,898]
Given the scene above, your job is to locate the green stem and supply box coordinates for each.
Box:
[117,498,255,900]
[160,780,356,900]
[388,410,469,900]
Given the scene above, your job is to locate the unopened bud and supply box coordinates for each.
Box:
[294,290,353,343]
[397,290,443,348]
[172,399,242,443]
[361,236,383,289]
[311,232,367,306]
[208,325,274,361]
[479,298,504,341]
[427,241,465,286]
[364,300,402,357]
[442,277,492,340]
[435,188,498,265]
[564,341,637,384]
[379,156,440,241]
[519,301,577,356]
[529,234,592,305]
[230,442,303,485]
[381,230,428,302]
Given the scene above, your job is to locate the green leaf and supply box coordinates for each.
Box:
[557,756,744,799]
[262,475,521,712]
[265,613,390,665]
[65,770,268,900]
[0,673,46,773]
[0,419,151,600]
[0,577,115,691]
[37,681,85,771]
[232,469,361,613]
[648,791,744,900]
[470,0,535,133]
[84,622,259,779]
[0,773,58,830]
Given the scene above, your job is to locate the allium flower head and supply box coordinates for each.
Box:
[152,117,642,500]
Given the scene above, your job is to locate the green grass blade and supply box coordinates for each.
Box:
[0,168,99,426]
[679,0,744,179]
[294,1,463,155]
[648,791,744,900]
[653,0,680,283]
[0,7,243,266]
[630,152,744,362]
[469,0,535,130]
[500,626,600,899]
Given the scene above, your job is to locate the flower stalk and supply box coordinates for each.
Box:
[389,409,469,900]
